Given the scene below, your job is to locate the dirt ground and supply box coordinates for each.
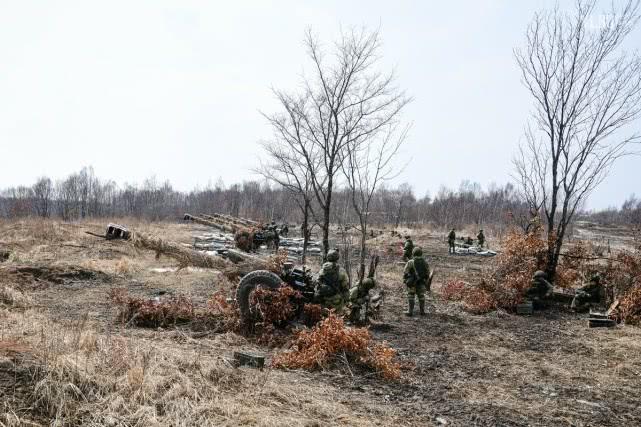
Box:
[1,219,640,426]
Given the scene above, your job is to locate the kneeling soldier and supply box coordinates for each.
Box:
[404,247,431,316]
[571,274,604,312]
[525,270,553,309]
[348,278,376,323]
[314,249,349,312]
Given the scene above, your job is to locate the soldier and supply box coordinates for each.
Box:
[477,229,485,248]
[403,235,414,261]
[571,274,604,312]
[280,223,289,238]
[403,247,431,316]
[314,249,349,312]
[524,270,554,309]
[447,228,456,254]
[348,277,376,323]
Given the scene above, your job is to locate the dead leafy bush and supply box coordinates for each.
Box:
[250,286,301,325]
[302,303,323,327]
[265,249,289,273]
[604,244,641,324]
[442,231,568,313]
[441,280,470,302]
[109,288,194,328]
[200,291,242,333]
[272,313,400,380]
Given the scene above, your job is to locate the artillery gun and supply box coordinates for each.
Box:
[235,254,381,324]
[183,213,280,252]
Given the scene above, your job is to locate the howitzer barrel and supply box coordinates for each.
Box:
[184,213,239,233]
[206,213,261,228]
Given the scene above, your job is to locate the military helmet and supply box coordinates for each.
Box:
[326,249,339,262]
[533,270,546,279]
[412,247,423,257]
[361,277,376,290]
[590,273,601,283]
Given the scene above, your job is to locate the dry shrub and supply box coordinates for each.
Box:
[109,288,194,328]
[0,285,32,308]
[250,286,301,325]
[604,245,641,324]
[441,280,469,301]
[115,257,135,275]
[234,230,255,252]
[441,231,548,313]
[555,241,595,288]
[203,291,242,332]
[265,249,289,273]
[272,312,400,380]
[302,303,323,327]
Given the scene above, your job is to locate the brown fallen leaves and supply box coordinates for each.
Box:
[272,312,401,380]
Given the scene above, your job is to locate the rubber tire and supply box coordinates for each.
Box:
[236,270,283,322]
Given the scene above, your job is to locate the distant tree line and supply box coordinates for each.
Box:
[1,167,639,230]
[0,166,538,229]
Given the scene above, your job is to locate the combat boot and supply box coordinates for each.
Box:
[419,300,426,316]
[404,298,414,317]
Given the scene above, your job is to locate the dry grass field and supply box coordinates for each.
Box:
[1,219,640,426]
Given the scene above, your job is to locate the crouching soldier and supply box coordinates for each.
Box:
[348,278,376,324]
[314,249,349,312]
[525,270,553,309]
[403,235,414,261]
[571,274,604,312]
[403,247,431,316]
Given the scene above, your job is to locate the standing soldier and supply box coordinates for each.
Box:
[403,235,414,261]
[403,247,431,316]
[447,228,456,254]
[314,249,349,312]
[477,229,485,248]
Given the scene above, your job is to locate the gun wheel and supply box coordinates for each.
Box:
[236,270,283,322]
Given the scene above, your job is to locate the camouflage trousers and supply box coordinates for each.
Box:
[406,281,427,303]
[318,293,345,313]
[448,241,455,253]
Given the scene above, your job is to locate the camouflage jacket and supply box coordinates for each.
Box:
[404,256,430,286]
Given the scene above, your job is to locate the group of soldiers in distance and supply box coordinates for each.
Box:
[309,225,604,323]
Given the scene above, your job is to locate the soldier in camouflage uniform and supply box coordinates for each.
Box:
[403,235,414,261]
[314,249,349,312]
[348,277,376,323]
[447,228,456,254]
[524,270,554,309]
[571,274,604,312]
[403,247,431,316]
[477,229,485,248]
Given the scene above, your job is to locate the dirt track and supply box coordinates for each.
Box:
[1,219,640,426]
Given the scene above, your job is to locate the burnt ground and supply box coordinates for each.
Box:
[0,219,640,426]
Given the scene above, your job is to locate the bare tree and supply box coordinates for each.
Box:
[263,27,411,258]
[343,124,409,281]
[256,136,318,264]
[513,0,641,280]
[32,177,53,218]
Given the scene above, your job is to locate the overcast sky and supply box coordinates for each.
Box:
[1,0,639,210]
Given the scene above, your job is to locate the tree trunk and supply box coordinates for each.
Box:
[322,205,330,261]
[301,199,310,265]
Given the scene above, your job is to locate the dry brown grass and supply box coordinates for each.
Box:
[0,308,392,426]
[0,285,33,308]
